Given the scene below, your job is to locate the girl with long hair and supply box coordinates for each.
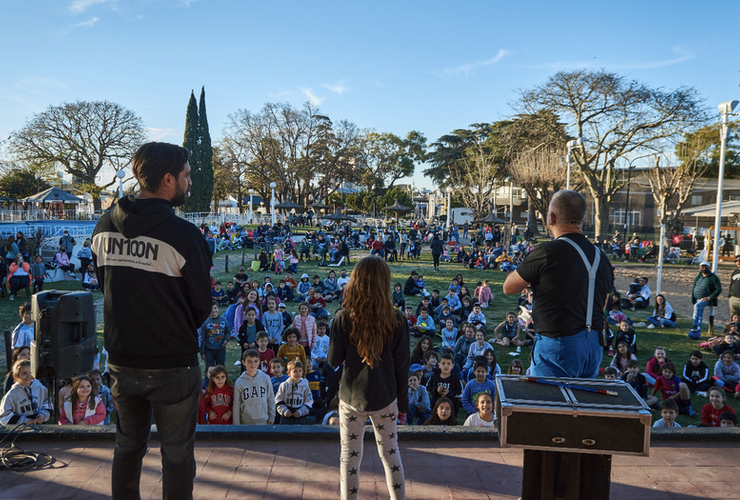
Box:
[328,255,409,500]
[647,294,675,328]
[202,365,234,425]
[59,375,106,425]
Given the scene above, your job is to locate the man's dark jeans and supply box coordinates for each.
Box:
[109,364,201,500]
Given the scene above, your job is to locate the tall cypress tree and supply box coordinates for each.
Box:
[182,90,200,212]
[197,86,214,212]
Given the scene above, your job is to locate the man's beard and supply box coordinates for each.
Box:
[172,184,189,207]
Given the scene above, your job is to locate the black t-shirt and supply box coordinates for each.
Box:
[516,233,613,338]
[730,269,740,298]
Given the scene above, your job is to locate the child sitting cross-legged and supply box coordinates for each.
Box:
[275,359,315,425]
[653,399,681,428]
[233,350,275,425]
[463,392,496,427]
[651,362,695,418]
[493,311,526,349]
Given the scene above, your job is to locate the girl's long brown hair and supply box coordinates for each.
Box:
[205,365,233,398]
[70,375,97,410]
[339,255,400,369]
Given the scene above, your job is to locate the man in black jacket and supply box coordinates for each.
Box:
[92,143,212,500]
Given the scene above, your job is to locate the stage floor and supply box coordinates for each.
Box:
[1,439,738,499]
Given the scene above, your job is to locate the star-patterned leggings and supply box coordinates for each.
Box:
[339,399,405,500]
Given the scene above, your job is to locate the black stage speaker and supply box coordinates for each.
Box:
[30,291,97,380]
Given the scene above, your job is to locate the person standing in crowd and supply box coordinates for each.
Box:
[690,261,722,337]
[59,229,76,260]
[329,256,409,500]
[503,190,613,378]
[430,233,444,271]
[92,142,212,500]
[729,256,740,318]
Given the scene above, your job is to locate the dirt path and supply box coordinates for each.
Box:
[614,264,735,327]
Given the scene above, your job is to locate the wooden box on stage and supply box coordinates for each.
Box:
[495,376,652,456]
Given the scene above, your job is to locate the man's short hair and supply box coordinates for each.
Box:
[550,190,587,224]
[132,142,189,193]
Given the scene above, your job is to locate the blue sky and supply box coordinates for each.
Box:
[1,0,739,189]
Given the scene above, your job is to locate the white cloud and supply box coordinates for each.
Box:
[300,88,324,106]
[322,82,349,95]
[70,17,99,28]
[69,0,108,14]
[146,127,176,142]
[444,49,511,78]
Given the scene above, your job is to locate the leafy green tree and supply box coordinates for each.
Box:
[676,122,740,179]
[356,131,426,190]
[380,187,414,213]
[7,100,146,209]
[0,170,51,198]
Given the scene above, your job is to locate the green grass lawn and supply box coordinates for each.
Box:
[2,239,738,427]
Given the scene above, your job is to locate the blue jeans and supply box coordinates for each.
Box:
[531,330,603,379]
[407,404,431,425]
[692,300,710,331]
[647,316,675,328]
[109,364,201,500]
[204,347,226,368]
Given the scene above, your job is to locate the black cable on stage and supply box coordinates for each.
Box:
[0,423,68,472]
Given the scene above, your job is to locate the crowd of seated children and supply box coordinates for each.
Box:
[651,362,695,417]
[275,360,315,425]
[233,350,275,425]
[198,365,234,425]
[424,397,458,426]
[1,359,52,425]
[700,387,736,427]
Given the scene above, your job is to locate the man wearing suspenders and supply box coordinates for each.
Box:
[503,190,613,378]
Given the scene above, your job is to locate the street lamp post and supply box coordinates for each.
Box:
[708,100,738,337]
[566,137,582,191]
[248,188,254,225]
[712,100,739,271]
[116,169,125,199]
[446,186,453,231]
[269,182,277,227]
